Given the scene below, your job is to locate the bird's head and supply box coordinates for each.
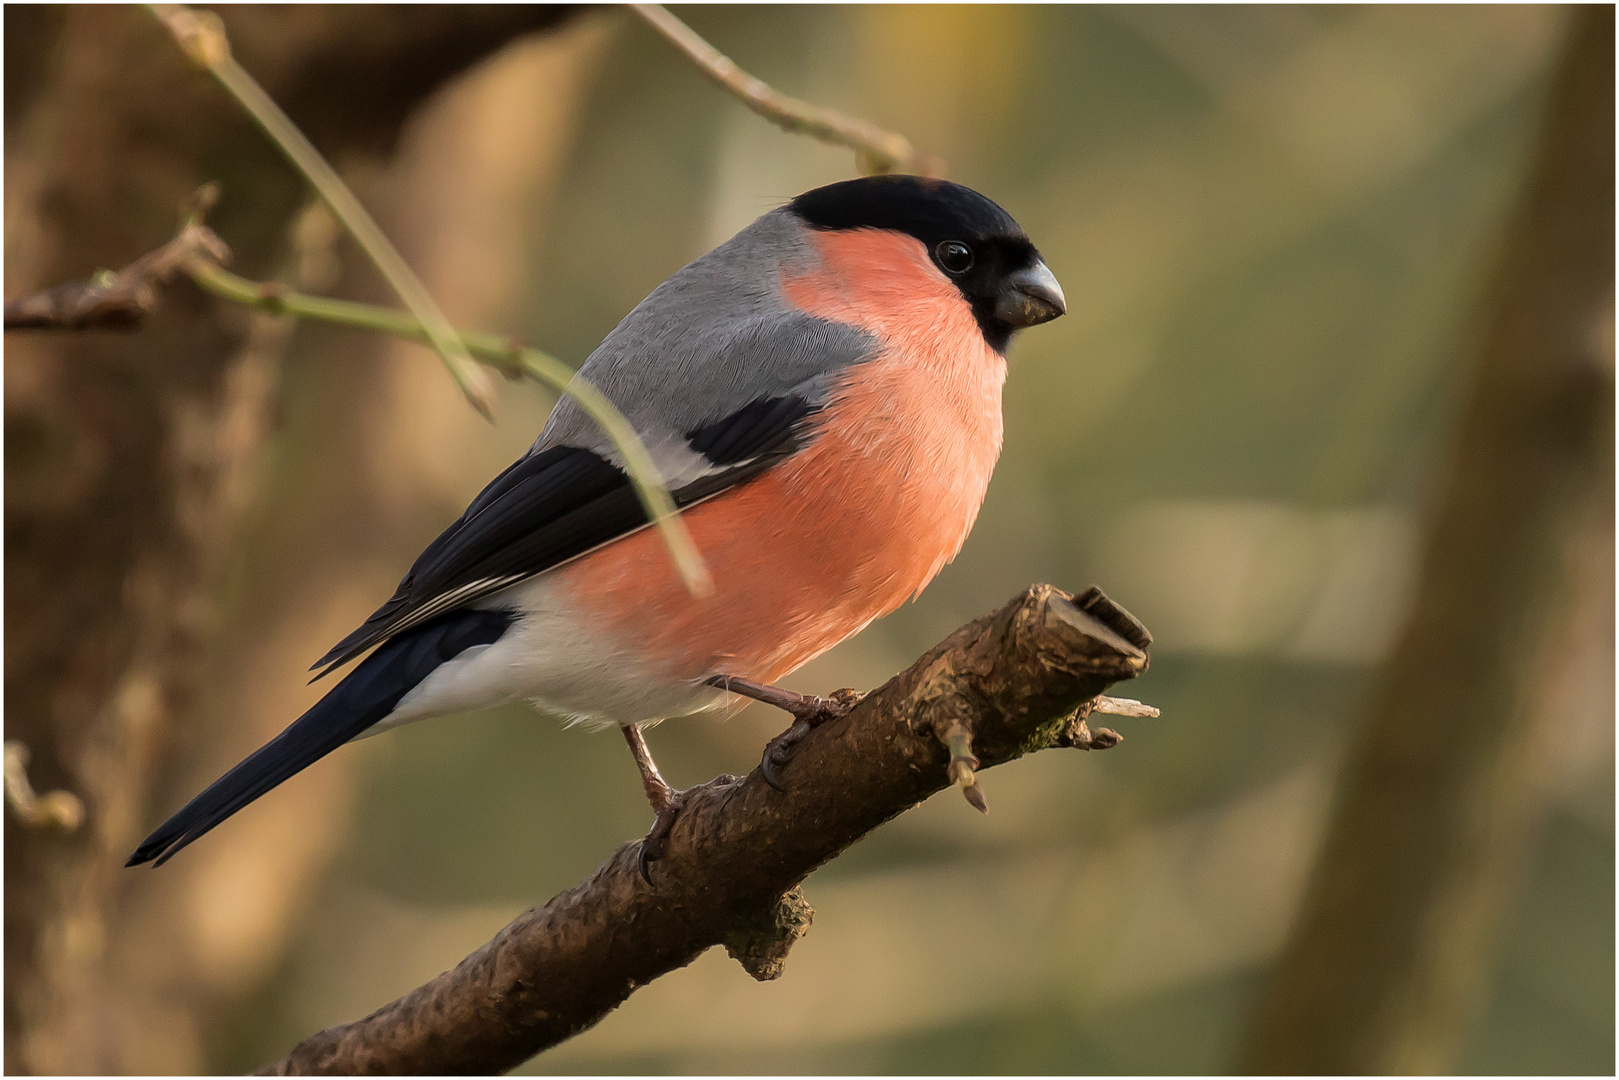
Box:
[788,174,1065,353]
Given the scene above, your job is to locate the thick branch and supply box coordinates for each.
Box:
[263,583,1152,1075]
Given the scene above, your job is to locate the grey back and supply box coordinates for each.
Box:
[537,209,877,465]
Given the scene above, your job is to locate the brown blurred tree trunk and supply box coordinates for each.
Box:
[1243,6,1614,1074]
[3,7,574,1073]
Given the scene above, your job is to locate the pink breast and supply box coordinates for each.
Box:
[553,228,1005,685]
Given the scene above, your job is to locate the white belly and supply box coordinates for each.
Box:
[355,575,730,739]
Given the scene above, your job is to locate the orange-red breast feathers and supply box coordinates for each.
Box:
[555,225,1005,684]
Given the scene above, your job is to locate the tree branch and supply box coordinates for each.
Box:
[1,213,227,331]
[260,583,1152,1075]
[630,4,944,177]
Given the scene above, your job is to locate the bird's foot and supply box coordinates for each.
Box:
[622,722,695,885]
[634,772,742,884]
[758,686,864,790]
[705,674,860,722]
[637,784,692,885]
[705,675,865,790]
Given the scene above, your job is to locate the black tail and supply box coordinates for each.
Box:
[128,609,512,867]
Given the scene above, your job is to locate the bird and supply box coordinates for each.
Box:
[127,174,1066,876]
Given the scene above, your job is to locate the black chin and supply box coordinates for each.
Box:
[976,315,1015,354]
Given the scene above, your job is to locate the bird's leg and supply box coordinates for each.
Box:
[706,674,865,791]
[622,723,690,884]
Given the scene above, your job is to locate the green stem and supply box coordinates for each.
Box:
[148,4,709,596]
[148,3,494,419]
[187,260,713,597]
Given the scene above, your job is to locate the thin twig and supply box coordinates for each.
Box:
[4,742,85,832]
[631,4,943,177]
[2,207,227,331]
[1094,695,1160,718]
[148,4,498,421]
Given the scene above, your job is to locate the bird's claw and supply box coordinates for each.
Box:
[704,674,864,791]
[758,722,806,791]
[757,687,863,791]
[636,787,692,886]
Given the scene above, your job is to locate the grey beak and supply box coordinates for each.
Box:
[996,259,1066,328]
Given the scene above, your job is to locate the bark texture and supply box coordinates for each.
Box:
[3,7,574,1073]
[263,583,1151,1076]
[1243,7,1615,1073]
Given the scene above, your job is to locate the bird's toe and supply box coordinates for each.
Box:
[636,788,692,886]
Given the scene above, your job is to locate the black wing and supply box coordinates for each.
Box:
[310,394,820,676]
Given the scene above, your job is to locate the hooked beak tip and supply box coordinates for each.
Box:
[999,260,1066,328]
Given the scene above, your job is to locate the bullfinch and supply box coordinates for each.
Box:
[128,175,1066,874]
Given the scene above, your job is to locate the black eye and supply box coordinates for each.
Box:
[935,240,974,274]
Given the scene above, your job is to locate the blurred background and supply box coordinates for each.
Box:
[5,5,1611,1075]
